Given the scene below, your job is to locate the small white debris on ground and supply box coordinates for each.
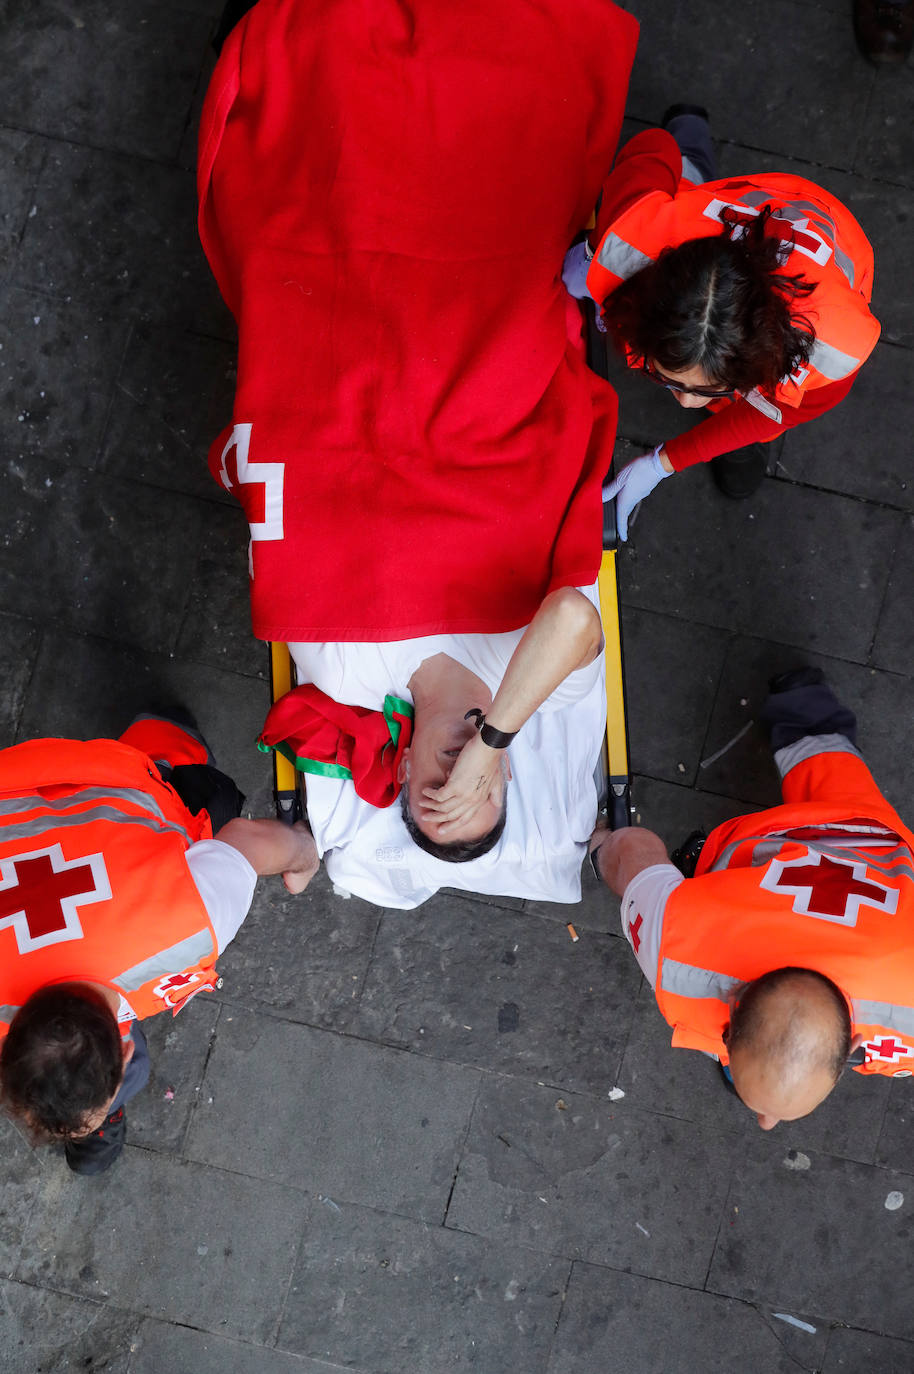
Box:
[773,1313,816,1333]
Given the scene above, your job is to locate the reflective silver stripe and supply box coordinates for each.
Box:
[774,734,861,782]
[595,231,653,281]
[0,1004,20,1023]
[0,807,192,847]
[660,958,741,1002]
[743,387,782,424]
[0,785,169,823]
[853,1000,914,1039]
[113,929,215,994]
[808,337,861,381]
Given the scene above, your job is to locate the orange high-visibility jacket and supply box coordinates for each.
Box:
[0,737,218,1039]
[655,745,914,1077]
[586,173,880,420]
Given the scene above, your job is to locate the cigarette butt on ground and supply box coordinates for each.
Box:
[567,923,579,942]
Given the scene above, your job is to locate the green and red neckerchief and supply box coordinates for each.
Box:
[258,684,413,809]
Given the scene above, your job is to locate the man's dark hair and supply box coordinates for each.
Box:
[0,986,123,1139]
[602,208,816,395]
[400,785,507,863]
[729,967,852,1083]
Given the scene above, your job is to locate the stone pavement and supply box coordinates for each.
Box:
[0,1,912,1370]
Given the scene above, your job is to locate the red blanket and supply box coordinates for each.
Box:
[198,0,638,641]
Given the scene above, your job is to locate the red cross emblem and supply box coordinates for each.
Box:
[218,423,284,544]
[153,970,204,1008]
[0,844,111,953]
[864,1035,913,1064]
[760,847,898,927]
[628,912,643,953]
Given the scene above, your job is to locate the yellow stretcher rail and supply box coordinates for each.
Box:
[268,640,304,824]
[586,296,633,829]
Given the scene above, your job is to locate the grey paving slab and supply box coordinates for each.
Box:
[0,612,40,748]
[0,130,46,267]
[441,884,526,912]
[522,854,621,935]
[824,1324,914,1372]
[101,322,237,502]
[708,1141,914,1340]
[629,774,761,841]
[129,1318,338,1374]
[715,144,914,349]
[855,67,914,189]
[874,1076,914,1173]
[18,1152,307,1343]
[16,628,271,800]
[14,142,231,335]
[777,340,914,510]
[0,1278,138,1374]
[0,2,211,163]
[279,1202,567,1374]
[0,1117,44,1277]
[625,0,873,170]
[547,1265,827,1374]
[871,515,914,676]
[619,469,900,662]
[447,1076,736,1286]
[214,866,381,1030]
[352,897,641,1096]
[0,460,206,654]
[175,503,264,678]
[186,1009,479,1220]
[127,996,221,1155]
[617,986,760,1135]
[699,637,914,817]
[619,605,730,785]
[0,285,130,470]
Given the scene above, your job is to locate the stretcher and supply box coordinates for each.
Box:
[265,327,632,836]
[265,297,633,833]
[585,300,634,831]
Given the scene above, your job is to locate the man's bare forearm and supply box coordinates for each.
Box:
[214,818,315,879]
[486,587,602,734]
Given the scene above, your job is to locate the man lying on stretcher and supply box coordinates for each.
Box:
[265,586,605,908]
[196,0,638,905]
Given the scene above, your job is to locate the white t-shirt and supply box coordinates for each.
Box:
[186,839,258,952]
[288,584,606,908]
[112,839,258,1029]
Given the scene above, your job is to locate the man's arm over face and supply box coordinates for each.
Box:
[420,588,602,833]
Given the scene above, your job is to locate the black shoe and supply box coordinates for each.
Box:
[65,1107,127,1176]
[661,103,710,128]
[767,666,824,695]
[711,443,767,498]
[853,0,914,65]
[671,829,706,878]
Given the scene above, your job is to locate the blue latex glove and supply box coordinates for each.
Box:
[561,240,594,299]
[602,447,670,542]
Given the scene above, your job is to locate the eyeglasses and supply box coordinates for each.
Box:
[640,360,735,399]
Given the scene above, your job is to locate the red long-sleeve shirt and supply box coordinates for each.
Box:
[589,129,859,471]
